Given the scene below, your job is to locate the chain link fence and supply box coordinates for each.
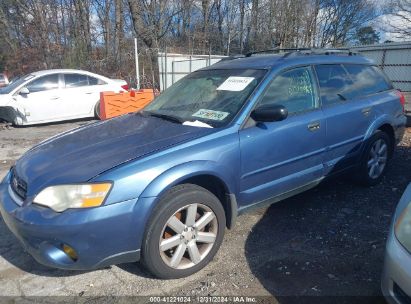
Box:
[350,42,411,92]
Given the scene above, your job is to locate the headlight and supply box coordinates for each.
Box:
[395,202,411,253]
[33,183,112,212]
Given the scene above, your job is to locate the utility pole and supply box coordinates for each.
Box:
[134,37,140,90]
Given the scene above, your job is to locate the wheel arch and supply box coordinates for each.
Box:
[364,116,396,157]
[0,106,18,124]
[377,123,395,157]
[140,162,238,229]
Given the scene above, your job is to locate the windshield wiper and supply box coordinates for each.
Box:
[143,111,184,124]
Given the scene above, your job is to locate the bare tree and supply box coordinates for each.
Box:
[384,0,411,38]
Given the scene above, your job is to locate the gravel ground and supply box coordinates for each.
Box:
[0,119,411,303]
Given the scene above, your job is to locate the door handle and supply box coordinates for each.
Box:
[50,96,60,100]
[308,122,320,131]
[362,107,372,116]
[85,92,93,94]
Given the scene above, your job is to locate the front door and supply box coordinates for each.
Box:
[239,66,326,207]
[15,74,64,123]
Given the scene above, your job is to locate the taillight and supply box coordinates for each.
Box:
[395,90,406,113]
[121,84,129,91]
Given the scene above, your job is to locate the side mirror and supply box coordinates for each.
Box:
[19,87,30,95]
[251,104,288,122]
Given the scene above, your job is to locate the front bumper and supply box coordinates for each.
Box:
[382,229,411,304]
[0,174,146,270]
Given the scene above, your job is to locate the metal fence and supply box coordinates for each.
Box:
[157,53,227,91]
[350,42,411,92]
[156,42,411,92]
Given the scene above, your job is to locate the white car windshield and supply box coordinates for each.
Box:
[144,69,266,127]
[0,74,34,94]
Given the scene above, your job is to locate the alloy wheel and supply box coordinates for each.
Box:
[367,138,388,179]
[159,203,218,269]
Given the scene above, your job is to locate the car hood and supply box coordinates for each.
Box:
[14,113,215,197]
[0,94,11,105]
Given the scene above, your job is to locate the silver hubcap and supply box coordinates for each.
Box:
[159,203,218,269]
[367,139,388,179]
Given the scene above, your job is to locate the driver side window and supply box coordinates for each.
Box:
[259,67,318,114]
[26,74,59,93]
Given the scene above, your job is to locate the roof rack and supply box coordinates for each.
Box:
[220,54,246,61]
[245,48,311,57]
[245,48,358,58]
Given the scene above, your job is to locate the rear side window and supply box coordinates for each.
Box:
[64,74,89,88]
[344,64,392,97]
[259,67,317,114]
[26,74,59,93]
[65,74,106,87]
[314,64,353,106]
[88,76,105,85]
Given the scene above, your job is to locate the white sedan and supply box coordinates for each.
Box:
[0,69,127,125]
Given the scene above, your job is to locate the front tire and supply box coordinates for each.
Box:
[141,184,226,279]
[355,131,391,186]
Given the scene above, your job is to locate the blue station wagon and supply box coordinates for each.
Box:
[0,49,407,279]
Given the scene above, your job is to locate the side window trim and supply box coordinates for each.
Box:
[58,74,64,89]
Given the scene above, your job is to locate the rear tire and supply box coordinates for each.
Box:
[354,131,391,186]
[141,184,226,279]
[94,102,101,120]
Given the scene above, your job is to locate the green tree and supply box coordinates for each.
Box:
[355,26,380,45]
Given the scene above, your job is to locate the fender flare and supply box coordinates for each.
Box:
[364,114,394,140]
[140,160,237,198]
[361,115,396,158]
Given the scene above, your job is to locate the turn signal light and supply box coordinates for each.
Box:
[62,244,78,261]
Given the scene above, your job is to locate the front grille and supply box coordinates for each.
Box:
[10,169,27,200]
[394,283,411,304]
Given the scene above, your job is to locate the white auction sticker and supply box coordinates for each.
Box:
[216,76,255,91]
[192,109,230,121]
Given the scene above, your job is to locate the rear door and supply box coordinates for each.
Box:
[314,64,374,174]
[62,73,107,118]
[239,66,326,206]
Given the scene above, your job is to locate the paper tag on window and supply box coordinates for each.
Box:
[192,109,229,121]
[216,77,255,91]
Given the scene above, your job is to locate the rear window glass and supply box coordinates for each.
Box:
[344,64,392,97]
[314,64,353,106]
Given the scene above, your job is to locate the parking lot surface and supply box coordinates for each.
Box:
[1,120,411,302]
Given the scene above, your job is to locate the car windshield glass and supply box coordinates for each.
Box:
[144,69,266,127]
[0,74,34,94]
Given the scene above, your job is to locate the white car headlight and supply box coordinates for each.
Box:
[33,183,112,212]
[395,202,411,253]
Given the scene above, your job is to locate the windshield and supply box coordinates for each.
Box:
[0,74,34,94]
[144,69,266,127]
